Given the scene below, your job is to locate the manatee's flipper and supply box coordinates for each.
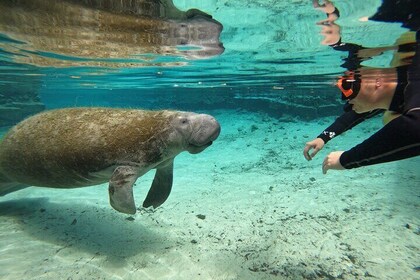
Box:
[143,159,174,208]
[108,166,138,214]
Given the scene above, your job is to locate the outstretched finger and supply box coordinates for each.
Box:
[322,158,328,174]
[310,148,319,159]
[303,146,312,161]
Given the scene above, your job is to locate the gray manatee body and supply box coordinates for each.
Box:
[0,107,221,214]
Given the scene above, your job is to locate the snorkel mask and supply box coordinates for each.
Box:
[336,73,361,100]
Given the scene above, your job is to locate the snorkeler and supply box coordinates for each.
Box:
[321,59,420,173]
[321,40,420,173]
[308,0,420,173]
[303,66,407,162]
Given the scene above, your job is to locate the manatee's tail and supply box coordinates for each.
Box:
[0,172,28,196]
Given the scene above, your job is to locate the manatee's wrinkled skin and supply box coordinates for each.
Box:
[0,107,221,214]
[0,0,224,67]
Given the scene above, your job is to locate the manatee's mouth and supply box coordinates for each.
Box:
[187,141,213,154]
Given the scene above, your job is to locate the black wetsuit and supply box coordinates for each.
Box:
[317,66,408,144]
[339,33,420,168]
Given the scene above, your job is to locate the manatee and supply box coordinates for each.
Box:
[0,108,221,214]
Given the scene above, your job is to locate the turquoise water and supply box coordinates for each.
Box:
[0,0,408,109]
[0,1,419,279]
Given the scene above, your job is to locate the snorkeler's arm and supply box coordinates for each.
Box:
[317,107,383,144]
[310,109,381,162]
[339,109,420,168]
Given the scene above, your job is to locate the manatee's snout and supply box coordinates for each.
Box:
[208,116,221,142]
[188,114,221,154]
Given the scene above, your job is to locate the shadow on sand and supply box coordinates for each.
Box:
[0,197,170,264]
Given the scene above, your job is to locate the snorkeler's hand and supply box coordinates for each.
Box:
[303,138,325,161]
[313,0,339,24]
[322,151,345,174]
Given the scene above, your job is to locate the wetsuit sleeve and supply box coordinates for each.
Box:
[339,109,420,168]
[317,109,383,144]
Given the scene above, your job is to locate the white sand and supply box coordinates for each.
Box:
[0,109,419,280]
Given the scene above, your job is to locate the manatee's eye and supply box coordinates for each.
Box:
[176,116,193,138]
[179,117,189,125]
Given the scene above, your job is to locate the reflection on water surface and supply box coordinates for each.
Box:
[0,0,224,67]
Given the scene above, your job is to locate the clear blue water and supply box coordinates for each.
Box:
[0,0,409,111]
[0,1,419,279]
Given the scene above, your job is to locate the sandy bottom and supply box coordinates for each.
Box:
[0,109,419,280]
